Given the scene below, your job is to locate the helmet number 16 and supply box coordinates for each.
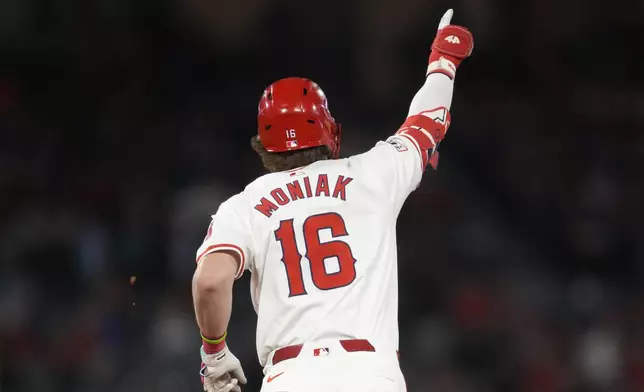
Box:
[286,129,297,138]
[274,213,357,297]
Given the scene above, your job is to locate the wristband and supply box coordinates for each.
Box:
[201,330,227,345]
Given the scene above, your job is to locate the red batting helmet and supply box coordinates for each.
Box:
[257,77,341,158]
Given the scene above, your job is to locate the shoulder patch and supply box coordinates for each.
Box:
[387,139,408,152]
[204,220,214,241]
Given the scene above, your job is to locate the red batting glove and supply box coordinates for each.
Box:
[427,9,474,79]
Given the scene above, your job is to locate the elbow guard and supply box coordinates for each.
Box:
[396,107,451,170]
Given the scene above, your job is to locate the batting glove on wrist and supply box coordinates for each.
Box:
[200,344,247,392]
[427,9,474,79]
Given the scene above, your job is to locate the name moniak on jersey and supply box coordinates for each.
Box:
[254,174,353,218]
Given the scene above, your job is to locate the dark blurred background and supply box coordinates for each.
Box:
[1,0,644,391]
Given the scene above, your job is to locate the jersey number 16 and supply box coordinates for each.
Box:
[274,212,357,297]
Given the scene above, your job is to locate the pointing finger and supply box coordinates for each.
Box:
[438,9,453,31]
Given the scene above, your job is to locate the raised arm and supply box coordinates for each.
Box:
[396,9,474,170]
[344,10,475,212]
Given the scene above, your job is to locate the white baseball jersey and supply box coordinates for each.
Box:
[196,73,454,367]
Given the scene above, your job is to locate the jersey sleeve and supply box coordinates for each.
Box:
[195,193,253,280]
[353,138,425,210]
[353,72,455,210]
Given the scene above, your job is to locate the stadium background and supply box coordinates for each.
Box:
[1,0,643,391]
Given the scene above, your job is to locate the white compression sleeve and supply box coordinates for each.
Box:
[407,72,454,117]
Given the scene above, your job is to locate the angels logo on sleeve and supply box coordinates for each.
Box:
[203,220,214,241]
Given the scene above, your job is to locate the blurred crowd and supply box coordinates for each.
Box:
[1,0,643,391]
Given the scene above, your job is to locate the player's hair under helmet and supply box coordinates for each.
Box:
[257,77,341,158]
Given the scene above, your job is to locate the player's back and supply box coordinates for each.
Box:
[196,127,433,364]
[240,152,403,365]
[193,14,473,391]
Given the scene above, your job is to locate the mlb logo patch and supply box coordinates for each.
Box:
[313,347,329,357]
[387,139,408,152]
[286,140,298,148]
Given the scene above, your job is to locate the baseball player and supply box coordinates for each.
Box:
[192,9,473,392]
